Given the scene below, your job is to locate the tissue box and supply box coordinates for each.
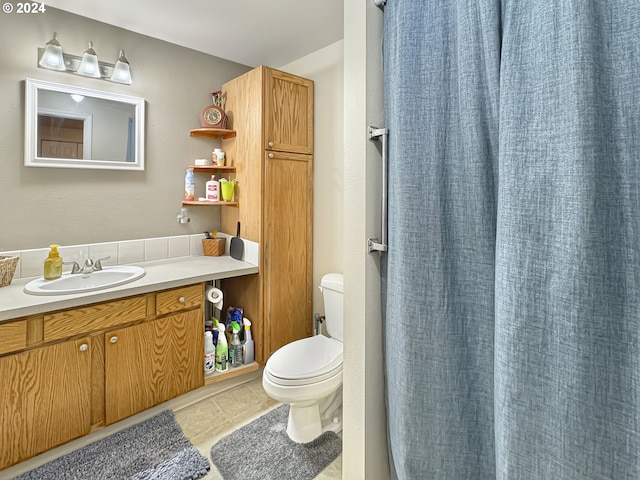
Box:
[202,238,226,257]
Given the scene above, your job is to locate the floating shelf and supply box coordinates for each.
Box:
[188,166,236,173]
[182,200,238,207]
[189,128,236,139]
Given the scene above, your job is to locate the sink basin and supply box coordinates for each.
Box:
[24,266,145,295]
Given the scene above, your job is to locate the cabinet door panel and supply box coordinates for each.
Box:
[104,310,203,424]
[263,151,313,355]
[0,338,92,470]
[265,68,314,155]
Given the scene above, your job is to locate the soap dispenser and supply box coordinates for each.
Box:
[44,244,62,280]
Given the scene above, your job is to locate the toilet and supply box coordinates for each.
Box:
[262,273,344,443]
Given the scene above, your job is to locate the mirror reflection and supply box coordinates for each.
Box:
[25,78,145,170]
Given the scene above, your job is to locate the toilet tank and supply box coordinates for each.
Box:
[320,273,343,342]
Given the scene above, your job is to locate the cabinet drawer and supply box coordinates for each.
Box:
[44,296,148,342]
[156,284,202,315]
[0,320,27,355]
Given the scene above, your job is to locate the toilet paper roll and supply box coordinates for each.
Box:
[205,287,224,311]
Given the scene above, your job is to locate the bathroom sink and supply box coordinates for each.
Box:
[24,266,145,295]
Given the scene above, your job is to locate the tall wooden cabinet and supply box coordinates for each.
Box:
[221,66,313,362]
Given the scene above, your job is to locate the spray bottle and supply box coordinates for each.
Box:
[215,323,228,373]
[229,321,242,367]
[242,318,254,364]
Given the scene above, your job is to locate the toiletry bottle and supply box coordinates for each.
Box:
[242,318,254,364]
[205,175,220,201]
[215,324,229,373]
[204,331,215,377]
[212,148,225,166]
[43,244,63,280]
[185,168,195,201]
[229,321,242,367]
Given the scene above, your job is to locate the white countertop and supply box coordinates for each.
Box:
[0,255,258,322]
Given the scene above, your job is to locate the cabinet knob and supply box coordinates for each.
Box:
[268,141,274,148]
[110,336,119,344]
[179,296,186,303]
[268,153,274,159]
[79,343,88,352]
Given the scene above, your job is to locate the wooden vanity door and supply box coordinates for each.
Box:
[0,338,92,470]
[104,310,203,425]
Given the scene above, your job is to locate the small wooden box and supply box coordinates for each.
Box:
[202,238,226,257]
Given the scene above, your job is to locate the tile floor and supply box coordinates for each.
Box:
[175,375,343,479]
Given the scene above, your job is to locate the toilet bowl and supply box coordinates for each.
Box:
[262,273,344,443]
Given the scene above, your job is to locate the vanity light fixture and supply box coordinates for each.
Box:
[38,32,65,71]
[76,41,101,78]
[110,50,132,85]
[37,33,134,85]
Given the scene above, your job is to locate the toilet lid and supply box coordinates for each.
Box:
[266,335,343,381]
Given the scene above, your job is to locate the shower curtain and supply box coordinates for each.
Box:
[383,1,640,479]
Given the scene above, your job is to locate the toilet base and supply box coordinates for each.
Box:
[286,386,342,443]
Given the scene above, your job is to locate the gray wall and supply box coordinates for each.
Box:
[0,8,251,251]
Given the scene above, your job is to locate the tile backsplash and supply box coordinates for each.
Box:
[0,234,243,281]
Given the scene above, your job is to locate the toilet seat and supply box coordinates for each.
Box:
[266,335,343,386]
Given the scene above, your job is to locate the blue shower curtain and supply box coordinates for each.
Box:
[383,2,640,479]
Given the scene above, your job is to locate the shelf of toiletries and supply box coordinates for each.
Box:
[189,128,236,139]
[183,165,238,207]
[204,361,259,386]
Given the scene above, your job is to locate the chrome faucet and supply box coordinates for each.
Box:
[63,256,111,274]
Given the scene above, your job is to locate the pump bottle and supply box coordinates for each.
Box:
[44,245,62,280]
[205,175,220,201]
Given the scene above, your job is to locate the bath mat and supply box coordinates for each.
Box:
[14,410,210,480]
[210,404,341,480]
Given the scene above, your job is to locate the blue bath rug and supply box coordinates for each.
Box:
[14,410,210,480]
[210,404,341,480]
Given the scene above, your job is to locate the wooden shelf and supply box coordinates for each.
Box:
[204,361,259,385]
[189,165,236,173]
[189,128,236,139]
[182,200,238,207]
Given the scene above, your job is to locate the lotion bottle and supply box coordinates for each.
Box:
[205,175,220,201]
[43,244,62,280]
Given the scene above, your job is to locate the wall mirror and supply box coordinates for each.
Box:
[25,78,145,170]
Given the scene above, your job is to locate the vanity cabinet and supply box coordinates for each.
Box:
[105,284,204,424]
[0,283,204,470]
[0,337,92,470]
[220,66,314,361]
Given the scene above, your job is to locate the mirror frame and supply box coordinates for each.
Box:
[25,78,145,171]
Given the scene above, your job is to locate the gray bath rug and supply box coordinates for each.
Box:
[14,410,210,480]
[210,404,341,480]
